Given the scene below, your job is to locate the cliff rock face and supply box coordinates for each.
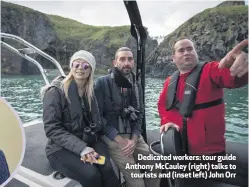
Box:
[1,2,58,74]
[1,1,158,75]
[146,1,248,78]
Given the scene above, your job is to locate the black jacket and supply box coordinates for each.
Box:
[42,78,103,157]
[0,150,10,185]
[94,68,144,140]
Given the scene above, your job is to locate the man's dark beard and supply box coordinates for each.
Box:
[113,67,132,88]
[121,66,132,75]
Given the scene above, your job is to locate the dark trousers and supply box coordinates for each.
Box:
[48,141,120,187]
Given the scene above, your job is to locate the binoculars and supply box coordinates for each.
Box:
[84,123,97,133]
[83,123,98,145]
[122,106,140,122]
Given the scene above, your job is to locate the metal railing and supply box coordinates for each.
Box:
[1,33,65,85]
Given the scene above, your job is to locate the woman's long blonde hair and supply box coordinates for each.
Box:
[62,68,94,111]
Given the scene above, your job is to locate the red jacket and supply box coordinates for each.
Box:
[158,61,248,155]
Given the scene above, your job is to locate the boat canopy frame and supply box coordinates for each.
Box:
[0,32,66,85]
[124,0,148,142]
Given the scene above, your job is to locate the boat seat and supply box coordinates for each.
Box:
[5,178,30,187]
[22,123,55,176]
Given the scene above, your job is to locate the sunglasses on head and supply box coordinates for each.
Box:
[72,61,91,70]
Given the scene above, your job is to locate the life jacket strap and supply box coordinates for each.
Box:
[182,117,188,154]
[194,98,224,110]
[174,98,224,111]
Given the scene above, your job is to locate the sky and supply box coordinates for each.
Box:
[3,0,248,37]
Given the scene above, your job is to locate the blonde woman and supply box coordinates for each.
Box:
[42,50,120,187]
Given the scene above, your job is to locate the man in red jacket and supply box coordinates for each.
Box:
[158,37,248,156]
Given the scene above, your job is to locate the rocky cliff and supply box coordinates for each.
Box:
[146,1,248,78]
[1,1,158,75]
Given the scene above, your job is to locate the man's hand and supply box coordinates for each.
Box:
[218,39,248,77]
[160,122,180,133]
[121,139,136,156]
[114,135,128,148]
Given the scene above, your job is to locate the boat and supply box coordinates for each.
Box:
[1,1,248,187]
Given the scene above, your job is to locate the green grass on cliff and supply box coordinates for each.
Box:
[46,14,130,47]
[201,5,247,18]
[46,15,99,40]
[170,5,247,37]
